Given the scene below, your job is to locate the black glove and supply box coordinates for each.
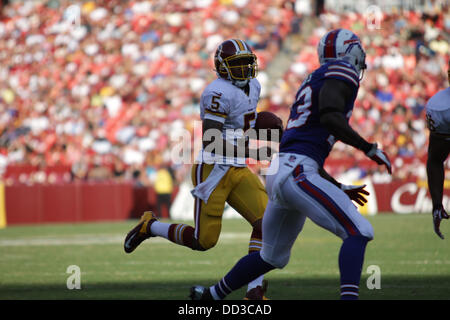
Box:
[341,184,370,206]
[432,205,449,239]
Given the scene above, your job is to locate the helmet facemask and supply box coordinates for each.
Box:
[344,43,367,80]
[226,54,257,79]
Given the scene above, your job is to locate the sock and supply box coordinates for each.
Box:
[248,227,263,253]
[167,223,195,249]
[247,227,264,291]
[338,235,369,300]
[149,221,170,238]
[150,222,195,249]
[209,286,221,300]
[211,251,275,299]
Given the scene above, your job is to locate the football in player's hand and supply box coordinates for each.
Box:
[255,111,283,130]
[254,111,283,142]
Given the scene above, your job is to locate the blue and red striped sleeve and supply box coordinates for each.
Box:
[323,62,360,88]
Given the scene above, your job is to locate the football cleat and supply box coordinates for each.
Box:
[244,280,269,300]
[124,211,157,253]
[189,286,214,300]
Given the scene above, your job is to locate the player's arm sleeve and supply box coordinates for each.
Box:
[427,132,450,210]
[318,79,372,153]
[323,63,360,88]
[201,91,230,124]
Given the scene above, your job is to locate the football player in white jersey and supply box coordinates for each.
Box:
[124,39,281,299]
[426,60,450,239]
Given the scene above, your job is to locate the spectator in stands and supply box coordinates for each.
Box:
[154,163,175,219]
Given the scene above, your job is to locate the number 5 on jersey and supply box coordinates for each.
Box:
[210,94,222,110]
[286,86,312,129]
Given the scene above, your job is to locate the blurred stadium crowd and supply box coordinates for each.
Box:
[0,0,448,187]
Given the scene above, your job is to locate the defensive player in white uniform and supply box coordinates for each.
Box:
[124,39,280,299]
[426,60,450,239]
[190,29,392,300]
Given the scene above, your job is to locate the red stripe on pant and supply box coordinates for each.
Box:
[297,179,358,236]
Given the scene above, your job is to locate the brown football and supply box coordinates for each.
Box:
[255,111,282,130]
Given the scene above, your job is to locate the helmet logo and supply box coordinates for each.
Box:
[343,39,359,45]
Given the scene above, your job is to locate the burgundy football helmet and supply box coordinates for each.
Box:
[214,39,258,87]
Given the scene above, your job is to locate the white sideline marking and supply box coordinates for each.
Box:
[0,232,248,247]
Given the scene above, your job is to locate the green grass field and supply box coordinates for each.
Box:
[0,214,449,300]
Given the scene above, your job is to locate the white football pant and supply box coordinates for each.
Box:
[260,153,374,268]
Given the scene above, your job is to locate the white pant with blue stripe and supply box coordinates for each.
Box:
[260,153,374,268]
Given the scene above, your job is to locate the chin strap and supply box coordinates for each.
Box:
[232,79,250,88]
[359,68,365,81]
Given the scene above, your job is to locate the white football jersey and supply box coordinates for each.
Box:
[198,78,261,166]
[426,87,450,135]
